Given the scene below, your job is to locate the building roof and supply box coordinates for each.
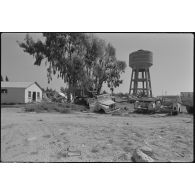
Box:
[1,82,42,90]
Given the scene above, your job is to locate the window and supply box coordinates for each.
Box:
[28,91,31,98]
[1,89,7,94]
[37,92,40,99]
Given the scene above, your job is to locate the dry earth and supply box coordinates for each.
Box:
[1,106,193,162]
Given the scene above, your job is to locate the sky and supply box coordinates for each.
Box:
[1,33,194,96]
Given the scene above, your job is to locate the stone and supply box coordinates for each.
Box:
[67,151,81,157]
[27,137,37,141]
[139,146,154,157]
[132,148,154,162]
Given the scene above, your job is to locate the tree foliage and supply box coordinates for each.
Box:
[60,86,69,94]
[18,33,126,99]
[82,36,126,94]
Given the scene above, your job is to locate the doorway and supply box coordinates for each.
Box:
[32,92,36,101]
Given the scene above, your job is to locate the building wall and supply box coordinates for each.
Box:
[180,92,193,97]
[25,84,42,103]
[180,92,193,107]
[1,88,25,104]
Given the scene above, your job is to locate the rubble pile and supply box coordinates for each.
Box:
[43,91,67,103]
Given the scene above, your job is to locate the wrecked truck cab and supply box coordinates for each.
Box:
[88,94,119,113]
[133,98,157,113]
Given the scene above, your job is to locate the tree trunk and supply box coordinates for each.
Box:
[67,81,72,102]
[67,89,71,102]
[72,85,76,101]
[111,88,114,96]
[97,80,104,95]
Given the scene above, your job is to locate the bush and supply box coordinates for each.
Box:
[59,108,71,113]
[24,102,87,113]
[24,102,71,113]
[24,105,35,112]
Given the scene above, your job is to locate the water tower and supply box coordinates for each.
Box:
[129,50,153,97]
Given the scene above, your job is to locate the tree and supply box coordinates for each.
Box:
[60,86,69,94]
[87,41,126,94]
[5,76,9,81]
[1,75,3,81]
[81,35,106,93]
[102,90,107,94]
[106,59,126,95]
[83,36,126,95]
[18,33,126,100]
[18,33,88,101]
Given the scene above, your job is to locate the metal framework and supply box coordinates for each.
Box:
[128,50,153,97]
[129,67,152,97]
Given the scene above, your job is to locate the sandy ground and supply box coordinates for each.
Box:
[1,107,193,162]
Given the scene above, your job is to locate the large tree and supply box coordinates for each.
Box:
[18,33,126,99]
[18,33,88,101]
[84,37,126,94]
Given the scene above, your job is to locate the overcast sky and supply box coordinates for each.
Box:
[1,33,193,96]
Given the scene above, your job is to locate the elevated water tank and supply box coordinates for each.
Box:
[129,49,153,97]
[129,50,153,69]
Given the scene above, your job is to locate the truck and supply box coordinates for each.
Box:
[134,97,157,114]
[156,95,183,115]
[133,96,182,115]
[88,94,119,114]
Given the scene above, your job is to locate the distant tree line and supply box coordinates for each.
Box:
[1,75,9,81]
[18,33,126,101]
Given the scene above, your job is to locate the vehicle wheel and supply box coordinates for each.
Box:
[172,111,178,115]
[98,109,105,114]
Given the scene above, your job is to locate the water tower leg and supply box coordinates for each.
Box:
[145,68,149,96]
[134,68,139,95]
[129,69,134,95]
[142,71,145,96]
[148,70,152,97]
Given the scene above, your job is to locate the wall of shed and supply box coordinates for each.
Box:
[25,84,42,103]
[1,88,25,104]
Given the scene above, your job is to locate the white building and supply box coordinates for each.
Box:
[1,82,43,104]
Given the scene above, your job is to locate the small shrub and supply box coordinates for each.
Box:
[25,106,35,112]
[59,108,71,113]
[24,102,72,114]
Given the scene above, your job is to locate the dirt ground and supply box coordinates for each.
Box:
[1,106,193,162]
